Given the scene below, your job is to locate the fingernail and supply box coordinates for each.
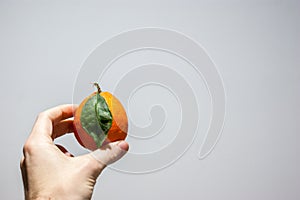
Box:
[118,141,129,151]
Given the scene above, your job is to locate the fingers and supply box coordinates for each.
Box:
[89,141,129,171]
[40,104,77,126]
[52,120,74,139]
[31,104,77,141]
[56,144,74,157]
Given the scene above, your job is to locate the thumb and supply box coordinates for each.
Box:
[90,140,129,170]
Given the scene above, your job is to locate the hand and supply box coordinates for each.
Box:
[20,104,129,200]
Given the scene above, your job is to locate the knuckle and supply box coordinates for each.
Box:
[20,157,25,169]
[37,111,47,120]
[22,140,37,155]
[22,142,30,154]
[88,155,106,172]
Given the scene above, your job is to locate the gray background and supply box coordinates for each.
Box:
[0,0,299,199]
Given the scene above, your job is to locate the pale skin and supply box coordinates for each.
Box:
[20,104,129,200]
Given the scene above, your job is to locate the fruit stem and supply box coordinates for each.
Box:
[93,82,102,93]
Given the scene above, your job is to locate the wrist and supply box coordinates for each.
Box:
[26,195,53,200]
[25,191,57,200]
[25,191,80,200]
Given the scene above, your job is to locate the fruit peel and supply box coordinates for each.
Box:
[74,83,128,151]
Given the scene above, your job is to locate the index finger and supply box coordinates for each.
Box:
[31,104,77,140]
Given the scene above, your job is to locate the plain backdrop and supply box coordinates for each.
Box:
[0,0,299,199]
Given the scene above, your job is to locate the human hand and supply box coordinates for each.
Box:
[20,104,129,200]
